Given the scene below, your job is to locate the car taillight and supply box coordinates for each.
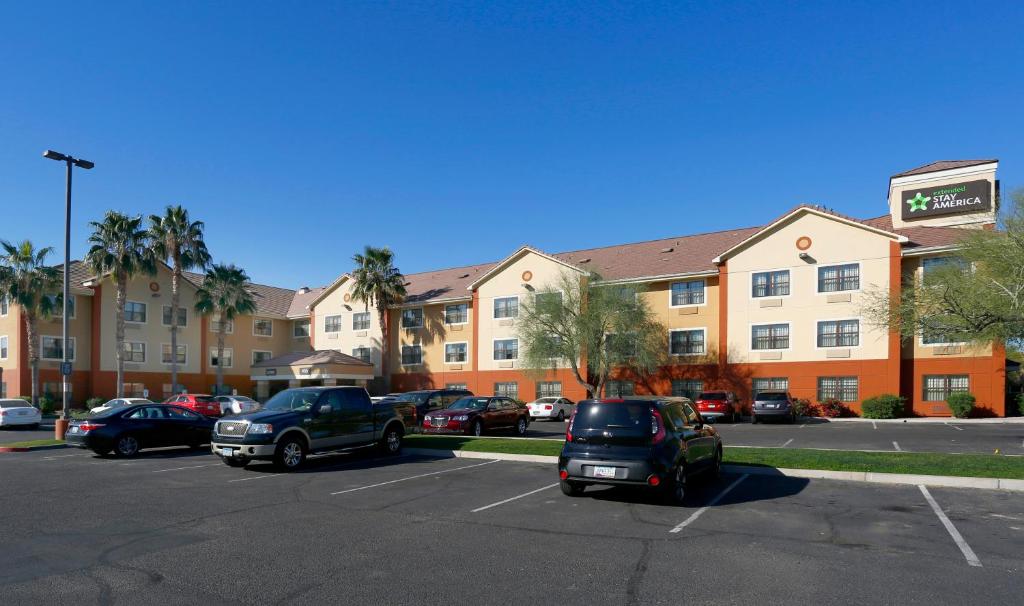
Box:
[565,413,575,442]
[559,470,568,480]
[651,409,666,444]
[544,404,553,410]
[79,423,105,432]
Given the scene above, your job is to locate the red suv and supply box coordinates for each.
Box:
[693,391,741,423]
[165,394,222,417]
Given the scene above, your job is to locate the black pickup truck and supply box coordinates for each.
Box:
[210,386,417,471]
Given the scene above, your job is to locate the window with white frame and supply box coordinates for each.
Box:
[293,319,310,337]
[253,318,273,337]
[352,312,371,331]
[493,296,519,319]
[124,301,147,323]
[352,347,371,363]
[671,379,703,400]
[751,324,789,350]
[122,383,146,398]
[752,377,788,395]
[536,381,562,398]
[923,375,969,402]
[670,329,705,355]
[817,320,859,347]
[41,336,74,360]
[161,343,186,365]
[493,338,518,360]
[445,342,468,364]
[162,305,187,327]
[324,315,341,333]
[671,280,705,306]
[252,350,273,364]
[752,270,790,298]
[445,383,468,390]
[210,317,234,333]
[922,256,970,281]
[401,345,423,365]
[401,308,423,329]
[0,335,7,359]
[210,347,233,368]
[444,304,468,324]
[818,264,860,293]
[817,376,858,402]
[47,294,75,318]
[494,382,518,399]
[605,380,634,397]
[123,341,146,363]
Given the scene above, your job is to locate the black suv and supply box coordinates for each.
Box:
[558,397,722,504]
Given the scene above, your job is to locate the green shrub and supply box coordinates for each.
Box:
[792,398,816,417]
[1015,393,1024,416]
[861,394,905,419]
[86,397,105,408]
[38,395,55,415]
[946,392,976,418]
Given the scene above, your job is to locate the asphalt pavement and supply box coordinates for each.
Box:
[0,421,55,444]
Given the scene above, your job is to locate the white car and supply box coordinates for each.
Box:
[215,395,261,415]
[0,399,43,428]
[90,398,154,415]
[528,397,575,422]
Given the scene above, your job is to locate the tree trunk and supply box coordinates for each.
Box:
[170,259,180,395]
[115,273,127,398]
[24,313,40,406]
[216,325,226,395]
[377,305,390,393]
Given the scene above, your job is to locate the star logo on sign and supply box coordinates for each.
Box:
[907,192,930,212]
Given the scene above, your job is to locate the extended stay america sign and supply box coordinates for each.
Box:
[901,179,992,221]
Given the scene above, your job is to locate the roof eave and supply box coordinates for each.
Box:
[466,245,586,291]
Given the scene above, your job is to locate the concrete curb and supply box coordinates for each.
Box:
[811,416,1024,424]
[0,444,68,454]
[405,448,1024,492]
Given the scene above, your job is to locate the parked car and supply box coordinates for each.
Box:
[528,397,575,422]
[209,386,418,471]
[751,391,796,424]
[693,391,741,423]
[65,404,216,457]
[89,397,155,415]
[399,388,473,419]
[215,395,260,415]
[422,396,529,437]
[0,399,42,429]
[558,397,722,504]
[165,394,222,417]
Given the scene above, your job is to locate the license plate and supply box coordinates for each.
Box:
[222,448,234,457]
[767,403,778,409]
[69,426,79,434]
[593,466,616,479]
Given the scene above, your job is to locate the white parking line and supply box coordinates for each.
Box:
[42,453,84,460]
[919,485,981,567]
[872,421,878,430]
[330,460,499,495]
[781,438,794,448]
[944,422,964,431]
[472,483,559,513]
[228,474,283,483]
[893,441,902,452]
[669,474,749,534]
[152,463,221,473]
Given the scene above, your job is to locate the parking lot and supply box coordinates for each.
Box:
[0,445,1021,605]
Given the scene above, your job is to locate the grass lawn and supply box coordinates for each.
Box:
[404,435,1024,479]
[1,439,65,449]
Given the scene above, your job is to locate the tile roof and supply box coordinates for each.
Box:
[891,159,997,178]
[861,215,971,250]
[183,271,298,318]
[287,286,325,318]
[402,262,497,304]
[250,349,372,368]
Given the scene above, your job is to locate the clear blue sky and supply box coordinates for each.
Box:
[2,1,1021,289]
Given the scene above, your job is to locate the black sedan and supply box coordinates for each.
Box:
[65,404,216,457]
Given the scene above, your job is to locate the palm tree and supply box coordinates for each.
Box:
[194,264,256,395]
[350,246,406,391]
[86,212,155,397]
[0,241,61,407]
[148,206,211,395]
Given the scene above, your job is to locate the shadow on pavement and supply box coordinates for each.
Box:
[580,470,810,508]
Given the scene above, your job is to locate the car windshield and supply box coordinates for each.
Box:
[401,391,434,405]
[195,396,217,403]
[757,392,788,401]
[574,402,651,430]
[263,389,321,412]
[698,392,727,400]
[0,400,32,408]
[235,397,255,402]
[534,398,558,404]
[448,397,488,411]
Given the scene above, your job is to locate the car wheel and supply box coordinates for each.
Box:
[472,420,483,437]
[222,457,248,468]
[515,417,528,436]
[274,437,306,471]
[709,447,722,480]
[114,434,140,458]
[560,479,585,497]
[379,425,403,456]
[556,410,565,422]
[665,464,688,505]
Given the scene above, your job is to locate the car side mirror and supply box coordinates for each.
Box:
[318,404,332,415]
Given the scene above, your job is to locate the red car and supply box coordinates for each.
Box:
[421,396,529,437]
[164,394,222,417]
[693,391,741,423]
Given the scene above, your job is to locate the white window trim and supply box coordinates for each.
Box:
[252,350,274,365]
[351,312,372,331]
[815,262,862,295]
[124,300,147,324]
[252,317,274,337]
[814,317,863,350]
[917,331,968,348]
[492,337,519,361]
[0,335,8,360]
[324,315,342,334]
[668,279,707,308]
[749,268,793,300]
[123,341,147,363]
[293,319,311,338]
[443,304,469,326]
[209,346,234,369]
[351,346,372,363]
[749,321,793,352]
[160,343,188,366]
[493,295,520,320]
[668,327,708,356]
[401,307,424,330]
[0,297,8,317]
[210,316,234,334]
[161,305,188,327]
[400,344,423,366]
[41,335,76,361]
[444,341,469,365]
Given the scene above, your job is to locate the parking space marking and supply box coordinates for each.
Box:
[669,473,749,534]
[781,438,794,448]
[872,421,878,430]
[42,453,84,460]
[152,463,221,473]
[944,422,964,431]
[228,474,283,483]
[893,441,902,452]
[471,483,559,513]
[330,459,499,495]
[918,485,982,567]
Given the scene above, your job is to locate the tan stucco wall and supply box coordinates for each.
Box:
[643,276,719,360]
[726,213,892,364]
[888,165,997,229]
[389,301,475,375]
[310,277,384,375]
[210,315,307,376]
[900,255,992,359]
[37,293,93,372]
[0,304,21,387]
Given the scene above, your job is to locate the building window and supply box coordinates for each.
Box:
[445,342,468,364]
[444,304,468,324]
[536,381,562,398]
[352,347,371,363]
[923,375,969,402]
[252,350,273,365]
[0,335,7,360]
[493,296,519,319]
[670,329,705,355]
[606,333,637,357]
[921,326,958,345]
[123,341,146,363]
[253,318,273,337]
[671,379,704,400]
[606,380,634,397]
[47,294,76,318]
[401,308,423,329]
[671,280,705,306]
[818,264,860,293]
[0,382,5,398]
[161,305,187,327]
[751,324,789,350]
[41,336,75,361]
[817,376,858,402]
[210,347,233,368]
[293,319,310,337]
[125,301,147,323]
[493,338,519,360]
[446,383,468,390]
[752,270,790,298]
[753,377,788,395]
[324,315,341,333]
[210,317,234,333]
[352,312,371,331]
[401,345,423,366]
[535,292,563,308]
[0,297,7,316]
[494,382,518,399]
[123,383,146,398]
[162,343,186,365]
[922,256,970,280]
[817,320,859,347]
[163,383,185,398]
